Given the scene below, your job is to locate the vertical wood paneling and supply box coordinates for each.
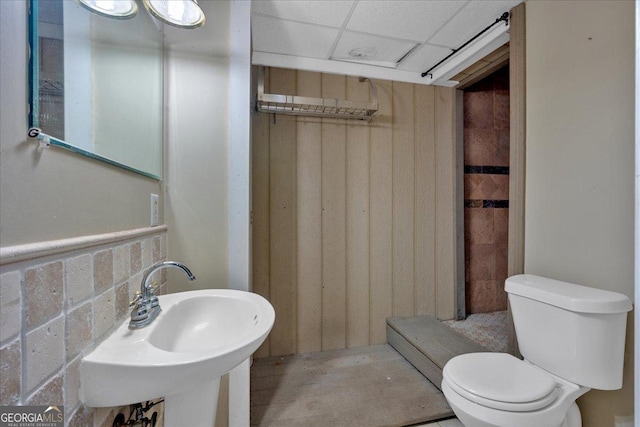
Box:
[392,82,416,317]
[435,86,456,320]
[296,71,323,353]
[508,3,526,279]
[269,68,297,355]
[414,85,436,316]
[508,2,526,356]
[345,76,371,348]
[454,90,466,320]
[252,67,271,358]
[369,80,394,344]
[252,68,459,356]
[321,73,347,351]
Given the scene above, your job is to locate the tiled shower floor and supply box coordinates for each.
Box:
[442,311,508,352]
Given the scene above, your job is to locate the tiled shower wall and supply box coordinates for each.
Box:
[463,66,510,314]
[0,229,167,426]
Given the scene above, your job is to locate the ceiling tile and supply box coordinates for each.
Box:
[252,15,340,59]
[346,0,466,43]
[397,43,452,73]
[429,0,521,48]
[251,0,525,85]
[252,0,354,28]
[331,31,417,66]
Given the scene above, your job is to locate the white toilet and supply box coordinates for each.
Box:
[441,274,632,427]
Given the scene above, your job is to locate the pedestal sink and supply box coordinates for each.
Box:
[79,289,275,426]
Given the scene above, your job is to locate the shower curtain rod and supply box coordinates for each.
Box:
[421,12,510,78]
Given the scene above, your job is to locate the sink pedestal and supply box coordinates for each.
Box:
[165,378,220,427]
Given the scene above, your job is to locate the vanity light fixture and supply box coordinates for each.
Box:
[142,0,206,29]
[76,0,138,20]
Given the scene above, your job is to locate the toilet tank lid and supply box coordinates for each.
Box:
[505,274,633,314]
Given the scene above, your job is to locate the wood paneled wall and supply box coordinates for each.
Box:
[252,67,458,357]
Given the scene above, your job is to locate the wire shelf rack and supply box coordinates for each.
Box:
[256,67,378,122]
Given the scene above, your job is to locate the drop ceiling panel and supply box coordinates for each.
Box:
[252,0,355,28]
[346,0,466,43]
[252,15,340,58]
[398,44,452,73]
[332,31,418,67]
[429,0,520,48]
[251,0,525,86]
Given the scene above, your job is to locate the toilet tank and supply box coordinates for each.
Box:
[506,274,632,390]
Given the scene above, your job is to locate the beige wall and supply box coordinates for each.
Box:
[1,0,235,424]
[0,1,169,424]
[525,1,635,425]
[0,1,162,248]
[253,67,458,358]
[164,49,229,293]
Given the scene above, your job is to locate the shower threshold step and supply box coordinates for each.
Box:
[386,316,487,390]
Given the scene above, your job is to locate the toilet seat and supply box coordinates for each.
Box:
[443,353,559,412]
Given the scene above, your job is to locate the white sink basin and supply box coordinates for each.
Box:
[80,289,274,420]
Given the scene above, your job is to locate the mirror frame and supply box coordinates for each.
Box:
[28,0,163,180]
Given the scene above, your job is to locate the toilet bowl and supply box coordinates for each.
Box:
[441,353,588,427]
[440,275,632,427]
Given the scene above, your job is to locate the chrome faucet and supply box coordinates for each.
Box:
[129,261,196,329]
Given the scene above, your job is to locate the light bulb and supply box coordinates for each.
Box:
[142,0,205,29]
[76,0,138,19]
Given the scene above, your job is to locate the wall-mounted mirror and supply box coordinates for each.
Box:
[29,0,163,179]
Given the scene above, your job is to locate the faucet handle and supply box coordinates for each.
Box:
[147,282,161,308]
[129,291,143,308]
[148,281,160,296]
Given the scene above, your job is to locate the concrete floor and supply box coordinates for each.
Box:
[414,418,463,427]
[249,312,509,427]
[251,344,454,426]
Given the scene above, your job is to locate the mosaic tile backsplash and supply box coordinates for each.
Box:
[463,66,509,314]
[0,230,167,426]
